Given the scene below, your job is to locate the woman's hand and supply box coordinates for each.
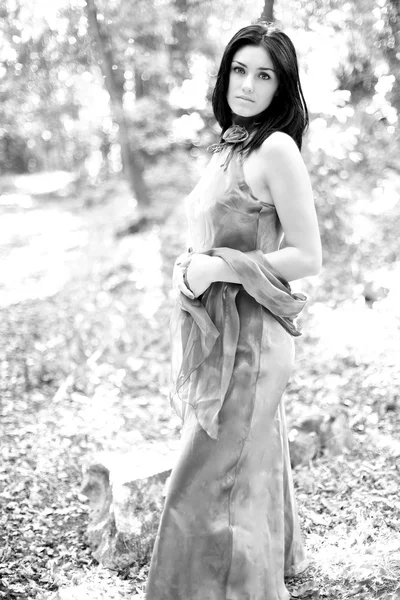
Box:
[173,250,195,299]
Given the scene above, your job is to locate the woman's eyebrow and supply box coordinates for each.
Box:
[233,60,275,72]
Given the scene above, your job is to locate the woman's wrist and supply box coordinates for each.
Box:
[208,255,241,285]
[208,256,224,284]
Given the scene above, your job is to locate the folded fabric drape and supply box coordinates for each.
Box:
[170,247,307,439]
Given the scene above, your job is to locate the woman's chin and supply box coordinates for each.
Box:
[229,102,259,118]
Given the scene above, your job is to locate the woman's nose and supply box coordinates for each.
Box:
[241,75,253,93]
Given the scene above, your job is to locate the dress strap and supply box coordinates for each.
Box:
[233,147,258,198]
[235,149,247,185]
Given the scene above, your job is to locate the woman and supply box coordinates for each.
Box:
[146,23,322,600]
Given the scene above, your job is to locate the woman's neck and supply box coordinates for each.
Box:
[231,112,261,131]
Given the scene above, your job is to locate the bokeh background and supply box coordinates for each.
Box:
[1,1,400,599]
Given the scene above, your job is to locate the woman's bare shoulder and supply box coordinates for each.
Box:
[259,131,300,161]
[256,132,308,193]
[257,132,305,183]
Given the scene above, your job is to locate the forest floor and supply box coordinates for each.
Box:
[1,152,400,600]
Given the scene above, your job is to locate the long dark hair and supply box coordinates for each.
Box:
[212,23,309,151]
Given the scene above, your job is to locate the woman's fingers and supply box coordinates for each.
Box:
[175,255,192,268]
[173,268,195,299]
[177,276,194,299]
[173,251,196,299]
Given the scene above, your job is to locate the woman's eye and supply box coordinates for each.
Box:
[233,66,245,74]
[260,72,270,80]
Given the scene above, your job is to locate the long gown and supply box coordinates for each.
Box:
[145,139,309,600]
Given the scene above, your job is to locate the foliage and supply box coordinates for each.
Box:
[0,1,87,172]
[1,0,397,177]
[0,0,257,178]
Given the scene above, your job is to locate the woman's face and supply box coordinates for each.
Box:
[227,44,279,118]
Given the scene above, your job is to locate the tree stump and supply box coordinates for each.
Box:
[80,442,180,571]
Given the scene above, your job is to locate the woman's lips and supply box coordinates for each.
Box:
[236,96,254,102]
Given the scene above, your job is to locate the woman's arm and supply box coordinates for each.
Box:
[208,131,322,284]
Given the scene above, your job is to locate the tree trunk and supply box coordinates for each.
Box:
[259,0,275,22]
[169,0,191,84]
[85,0,150,206]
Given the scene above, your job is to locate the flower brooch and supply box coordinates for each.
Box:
[207,125,250,154]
